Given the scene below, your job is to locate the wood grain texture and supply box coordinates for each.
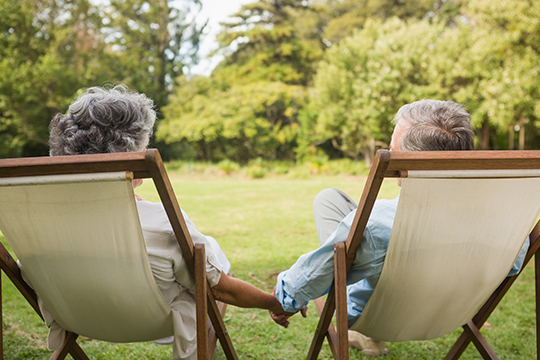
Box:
[195,244,209,360]
[313,297,338,359]
[384,150,540,174]
[462,322,499,360]
[334,243,349,360]
[0,151,151,179]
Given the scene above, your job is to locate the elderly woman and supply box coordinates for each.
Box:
[44,85,291,359]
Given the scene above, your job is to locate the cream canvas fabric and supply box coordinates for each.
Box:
[350,171,540,341]
[0,172,174,342]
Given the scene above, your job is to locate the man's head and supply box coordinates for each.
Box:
[390,100,474,152]
[49,85,156,156]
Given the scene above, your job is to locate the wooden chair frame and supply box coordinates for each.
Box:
[0,149,238,360]
[307,149,540,360]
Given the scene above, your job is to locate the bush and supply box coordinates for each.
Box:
[217,159,240,175]
[244,158,268,179]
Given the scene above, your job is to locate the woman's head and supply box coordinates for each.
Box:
[49,85,156,156]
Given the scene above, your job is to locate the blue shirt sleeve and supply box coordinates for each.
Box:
[508,236,529,276]
[275,213,353,312]
[276,198,397,313]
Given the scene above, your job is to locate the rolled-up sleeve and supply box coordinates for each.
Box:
[276,211,357,312]
[275,198,397,315]
[181,210,225,287]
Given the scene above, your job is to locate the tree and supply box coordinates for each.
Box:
[321,0,463,45]
[0,0,113,157]
[0,0,203,158]
[158,76,306,162]
[159,0,323,162]
[212,0,325,86]
[450,0,540,149]
[305,18,461,165]
[101,0,205,109]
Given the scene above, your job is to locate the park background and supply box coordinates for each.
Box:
[1,0,540,166]
[1,0,539,358]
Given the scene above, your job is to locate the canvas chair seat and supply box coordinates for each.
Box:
[0,172,175,342]
[307,150,540,360]
[351,170,540,341]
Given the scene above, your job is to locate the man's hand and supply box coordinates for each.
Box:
[268,287,307,328]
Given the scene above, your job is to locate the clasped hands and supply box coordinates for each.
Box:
[268,287,307,328]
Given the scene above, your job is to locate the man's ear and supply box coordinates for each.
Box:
[133,179,143,189]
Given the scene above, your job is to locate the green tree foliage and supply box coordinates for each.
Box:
[161,0,471,163]
[5,0,538,161]
[305,0,540,161]
[158,77,306,162]
[101,0,204,109]
[454,0,540,149]
[321,0,462,45]
[0,0,202,158]
[305,18,462,165]
[0,0,112,157]
[212,0,325,86]
[159,0,325,162]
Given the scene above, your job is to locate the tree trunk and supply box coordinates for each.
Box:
[477,118,491,150]
[509,126,514,150]
[519,118,528,150]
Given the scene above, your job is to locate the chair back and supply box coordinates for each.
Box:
[0,172,174,342]
[351,169,540,341]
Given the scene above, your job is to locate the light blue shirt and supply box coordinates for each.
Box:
[276,197,529,328]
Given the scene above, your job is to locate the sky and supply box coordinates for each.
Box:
[190,0,252,76]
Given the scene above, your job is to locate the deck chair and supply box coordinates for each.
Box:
[0,149,238,360]
[308,150,540,360]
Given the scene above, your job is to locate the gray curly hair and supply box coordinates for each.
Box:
[49,85,156,156]
[393,99,474,152]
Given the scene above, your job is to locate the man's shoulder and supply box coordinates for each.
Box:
[367,197,399,228]
[372,197,399,214]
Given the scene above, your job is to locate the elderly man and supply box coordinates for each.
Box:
[270,100,529,357]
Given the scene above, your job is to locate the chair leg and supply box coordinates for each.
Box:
[51,332,79,360]
[307,244,349,360]
[195,244,209,360]
[1,269,3,360]
[206,289,238,360]
[68,341,90,360]
[0,245,89,360]
[314,297,338,358]
[534,250,540,360]
[307,290,336,360]
[208,299,228,358]
[446,235,540,360]
[334,243,349,360]
[208,272,236,355]
[462,321,499,360]
[51,332,89,360]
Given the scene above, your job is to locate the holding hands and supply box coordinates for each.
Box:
[268,287,307,328]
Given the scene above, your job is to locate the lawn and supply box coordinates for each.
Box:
[1,171,536,359]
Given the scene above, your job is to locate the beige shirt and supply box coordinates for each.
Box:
[136,199,230,359]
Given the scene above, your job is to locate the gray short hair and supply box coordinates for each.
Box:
[394,100,474,152]
[49,85,156,156]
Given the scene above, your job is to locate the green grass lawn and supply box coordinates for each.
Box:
[1,171,536,359]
